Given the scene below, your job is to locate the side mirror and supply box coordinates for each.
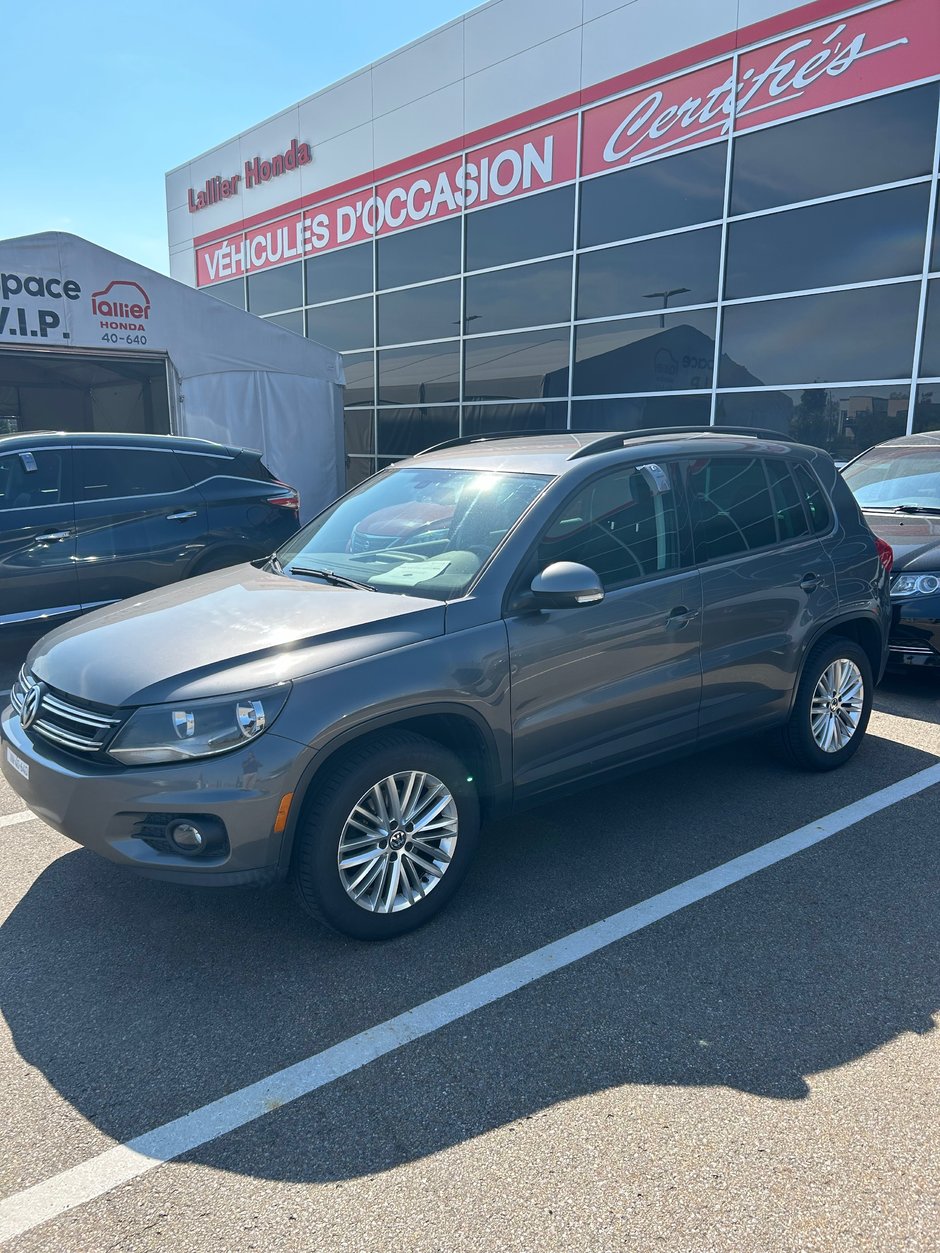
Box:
[530,562,604,609]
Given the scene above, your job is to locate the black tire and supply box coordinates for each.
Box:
[781,637,873,772]
[291,731,480,940]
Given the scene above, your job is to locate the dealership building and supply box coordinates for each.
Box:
[166,0,940,488]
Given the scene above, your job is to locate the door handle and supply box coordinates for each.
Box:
[666,605,700,629]
[800,573,822,592]
[36,530,73,543]
[166,510,198,521]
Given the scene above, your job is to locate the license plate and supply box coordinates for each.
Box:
[5,745,29,780]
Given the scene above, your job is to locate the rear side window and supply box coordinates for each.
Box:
[688,456,776,560]
[766,460,810,542]
[75,447,190,500]
[793,463,833,534]
[0,450,68,509]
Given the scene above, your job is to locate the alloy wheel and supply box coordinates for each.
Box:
[810,658,864,753]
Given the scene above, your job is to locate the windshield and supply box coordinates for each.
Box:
[276,466,551,599]
[842,448,940,511]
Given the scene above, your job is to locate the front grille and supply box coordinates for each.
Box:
[12,666,124,755]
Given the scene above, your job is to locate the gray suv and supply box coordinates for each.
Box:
[1,430,891,940]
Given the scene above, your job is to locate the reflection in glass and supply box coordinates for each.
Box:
[377,343,460,405]
[578,225,721,319]
[306,242,373,304]
[378,280,460,346]
[574,309,717,395]
[247,262,302,315]
[306,297,374,351]
[718,284,919,387]
[919,280,940,379]
[913,385,940,434]
[462,402,568,438]
[342,352,375,407]
[579,142,727,248]
[464,328,570,401]
[376,407,460,456]
[464,257,572,335]
[725,185,930,299]
[730,84,939,215]
[344,409,375,456]
[571,394,711,430]
[377,218,461,289]
[465,185,575,272]
[207,278,245,310]
[345,457,376,491]
[715,386,909,457]
[932,190,940,272]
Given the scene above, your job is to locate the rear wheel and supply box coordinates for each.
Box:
[292,732,480,940]
[782,638,873,771]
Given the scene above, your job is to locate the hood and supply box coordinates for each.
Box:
[861,511,940,572]
[28,564,445,707]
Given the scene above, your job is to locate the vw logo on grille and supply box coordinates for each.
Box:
[20,683,43,731]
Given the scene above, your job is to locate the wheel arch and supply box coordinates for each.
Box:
[788,613,886,715]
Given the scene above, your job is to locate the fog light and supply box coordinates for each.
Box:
[168,820,205,853]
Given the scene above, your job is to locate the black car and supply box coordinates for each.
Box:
[841,433,940,668]
[0,431,300,632]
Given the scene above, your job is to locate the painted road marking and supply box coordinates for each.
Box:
[0,810,32,830]
[1,761,939,1244]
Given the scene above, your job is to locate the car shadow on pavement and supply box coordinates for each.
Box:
[1,729,938,1186]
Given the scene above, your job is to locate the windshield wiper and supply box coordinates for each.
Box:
[863,505,940,515]
[290,566,376,592]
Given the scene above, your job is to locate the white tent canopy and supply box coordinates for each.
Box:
[0,232,344,519]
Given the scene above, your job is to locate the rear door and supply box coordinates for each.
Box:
[72,444,207,608]
[0,446,78,628]
[685,454,837,736]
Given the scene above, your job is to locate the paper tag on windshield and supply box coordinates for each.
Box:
[382,559,451,585]
[637,463,671,494]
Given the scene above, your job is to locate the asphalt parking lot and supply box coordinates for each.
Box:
[0,637,938,1252]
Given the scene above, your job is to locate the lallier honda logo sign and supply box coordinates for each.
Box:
[195,0,939,285]
[0,271,154,349]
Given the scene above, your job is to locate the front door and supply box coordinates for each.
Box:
[505,461,703,799]
[0,446,78,628]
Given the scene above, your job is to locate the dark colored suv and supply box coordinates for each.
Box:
[1,430,891,940]
[0,431,299,631]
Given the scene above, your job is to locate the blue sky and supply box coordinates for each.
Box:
[2,0,475,274]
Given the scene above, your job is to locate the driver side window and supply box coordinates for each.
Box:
[537,465,680,590]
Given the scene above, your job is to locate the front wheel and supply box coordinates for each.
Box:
[782,638,873,772]
[292,732,480,940]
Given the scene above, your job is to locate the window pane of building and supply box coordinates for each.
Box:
[342,352,374,407]
[464,328,570,401]
[262,310,304,333]
[346,457,376,491]
[305,242,373,304]
[571,394,711,430]
[306,297,374,351]
[376,406,459,457]
[574,308,717,395]
[247,262,302,315]
[462,402,568,438]
[377,342,460,404]
[377,280,460,345]
[688,457,777,559]
[465,185,575,272]
[718,284,920,387]
[932,190,940,272]
[725,185,930,300]
[919,279,940,378]
[464,257,571,335]
[913,385,940,434]
[377,218,461,289]
[715,386,909,457]
[577,225,721,320]
[344,409,374,456]
[579,142,727,248]
[730,84,940,215]
[207,278,245,310]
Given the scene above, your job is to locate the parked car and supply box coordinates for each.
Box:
[2,429,890,939]
[0,431,299,631]
[841,433,940,669]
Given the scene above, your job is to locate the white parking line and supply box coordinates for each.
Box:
[0,810,32,830]
[1,761,939,1244]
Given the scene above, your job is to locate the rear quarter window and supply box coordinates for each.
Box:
[793,462,833,534]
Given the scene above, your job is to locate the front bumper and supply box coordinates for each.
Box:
[0,704,312,885]
[887,595,940,668]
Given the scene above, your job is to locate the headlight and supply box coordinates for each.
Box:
[891,573,940,599]
[108,684,291,765]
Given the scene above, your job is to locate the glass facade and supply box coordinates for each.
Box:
[209,80,940,488]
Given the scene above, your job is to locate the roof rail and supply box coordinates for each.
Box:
[420,429,573,455]
[567,425,790,459]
